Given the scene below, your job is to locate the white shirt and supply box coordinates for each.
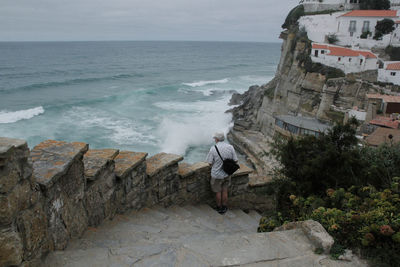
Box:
[206,142,238,179]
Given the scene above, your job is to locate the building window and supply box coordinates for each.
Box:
[338,57,341,62]
[391,72,397,76]
[314,50,319,57]
[286,124,299,134]
[349,58,352,62]
[362,21,370,33]
[321,50,325,54]
[360,59,363,65]
[349,21,357,33]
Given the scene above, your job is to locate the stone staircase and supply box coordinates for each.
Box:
[42,205,363,266]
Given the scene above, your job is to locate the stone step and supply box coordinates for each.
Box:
[43,229,324,267]
[229,209,259,231]
[248,210,262,223]
[194,204,245,233]
[222,209,256,233]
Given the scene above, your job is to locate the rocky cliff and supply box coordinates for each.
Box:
[228,27,388,182]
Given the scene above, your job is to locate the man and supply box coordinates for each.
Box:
[206,132,238,214]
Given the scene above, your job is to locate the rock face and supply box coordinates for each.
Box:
[228,29,385,181]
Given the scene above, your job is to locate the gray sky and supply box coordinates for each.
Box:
[0,0,298,42]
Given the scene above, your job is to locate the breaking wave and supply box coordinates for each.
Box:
[0,106,45,124]
[182,78,229,87]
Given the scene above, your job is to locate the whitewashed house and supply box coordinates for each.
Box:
[392,0,400,10]
[390,20,400,46]
[336,10,399,48]
[311,43,378,73]
[300,0,360,12]
[378,62,400,85]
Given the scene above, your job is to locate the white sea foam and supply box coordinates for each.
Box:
[64,107,157,145]
[156,96,233,155]
[0,106,45,124]
[182,78,229,87]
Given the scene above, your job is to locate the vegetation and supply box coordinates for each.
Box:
[360,31,372,39]
[327,34,338,44]
[282,5,305,29]
[374,19,395,40]
[360,0,390,10]
[259,120,400,266]
[385,46,400,61]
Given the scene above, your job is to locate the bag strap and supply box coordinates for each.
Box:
[214,145,224,161]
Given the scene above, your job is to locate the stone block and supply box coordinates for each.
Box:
[36,149,88,250]
[0,228,23,266]
[0,179,32,226]
[0,137,31,194]
[16,204,49,261]
[83,149,119,181]
[301,72,325,92]
[146,153,183,177]
[231,175,250,185]
[31,140,88,188]
[114,151,147,179]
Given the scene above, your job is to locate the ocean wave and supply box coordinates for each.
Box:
[1,73,144,93]
[0,106,45,124]
[64,107,157,145]
[182,78,229,87]
[155,96,233,155]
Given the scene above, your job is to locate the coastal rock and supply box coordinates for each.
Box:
[274,220,334,254]
[0,228,23,266]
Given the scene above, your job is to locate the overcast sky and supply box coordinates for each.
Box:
[0,0,298,42]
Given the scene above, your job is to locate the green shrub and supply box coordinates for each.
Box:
[360,0,390,10]
[282,5,305,29]
[374,19,395,40]
[385,46,400,61]
[360,31,371,39]
[327,34,338,44]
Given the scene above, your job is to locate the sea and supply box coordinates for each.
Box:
[0,41,280,163]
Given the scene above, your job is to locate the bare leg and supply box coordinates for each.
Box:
[222,187,228,207]
[216,192,222,207]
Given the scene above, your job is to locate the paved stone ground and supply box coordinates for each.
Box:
[43,205,366,266]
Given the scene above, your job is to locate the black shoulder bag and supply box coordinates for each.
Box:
[214,145,240,175]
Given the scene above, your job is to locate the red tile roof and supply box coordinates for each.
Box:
[312,44,328,49]
[369,116,400,129]
[341,10,398,18]
[366,127,400,146]
[312,43,377,58]
[367,94,400,103]
[387,62,400,70]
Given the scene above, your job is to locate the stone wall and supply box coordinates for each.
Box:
[0,137,272,267]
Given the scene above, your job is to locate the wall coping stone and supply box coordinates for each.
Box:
[114,151,147,178]
[178,162,210,178]
[83,149,119,181]
[0,137,27,155]
[30,140,88,187]
[146,153,183,177]
[232,164,253,178]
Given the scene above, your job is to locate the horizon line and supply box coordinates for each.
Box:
[0,39,282,44]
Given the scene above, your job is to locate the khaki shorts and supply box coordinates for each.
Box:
[210,176,231,193]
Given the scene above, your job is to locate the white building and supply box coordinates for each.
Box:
[390,20,400,46]
[311,43,378,74]
[336,10,399,48]
[300,0,360,12]
[392,0,400,10]
[378,62,400,85]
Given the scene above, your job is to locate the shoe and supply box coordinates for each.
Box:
[216,206,223,214]
[219,206,227,214]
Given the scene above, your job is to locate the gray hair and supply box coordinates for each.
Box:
[213,132,225,141]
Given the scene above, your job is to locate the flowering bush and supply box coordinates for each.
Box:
[259,179,400,266]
